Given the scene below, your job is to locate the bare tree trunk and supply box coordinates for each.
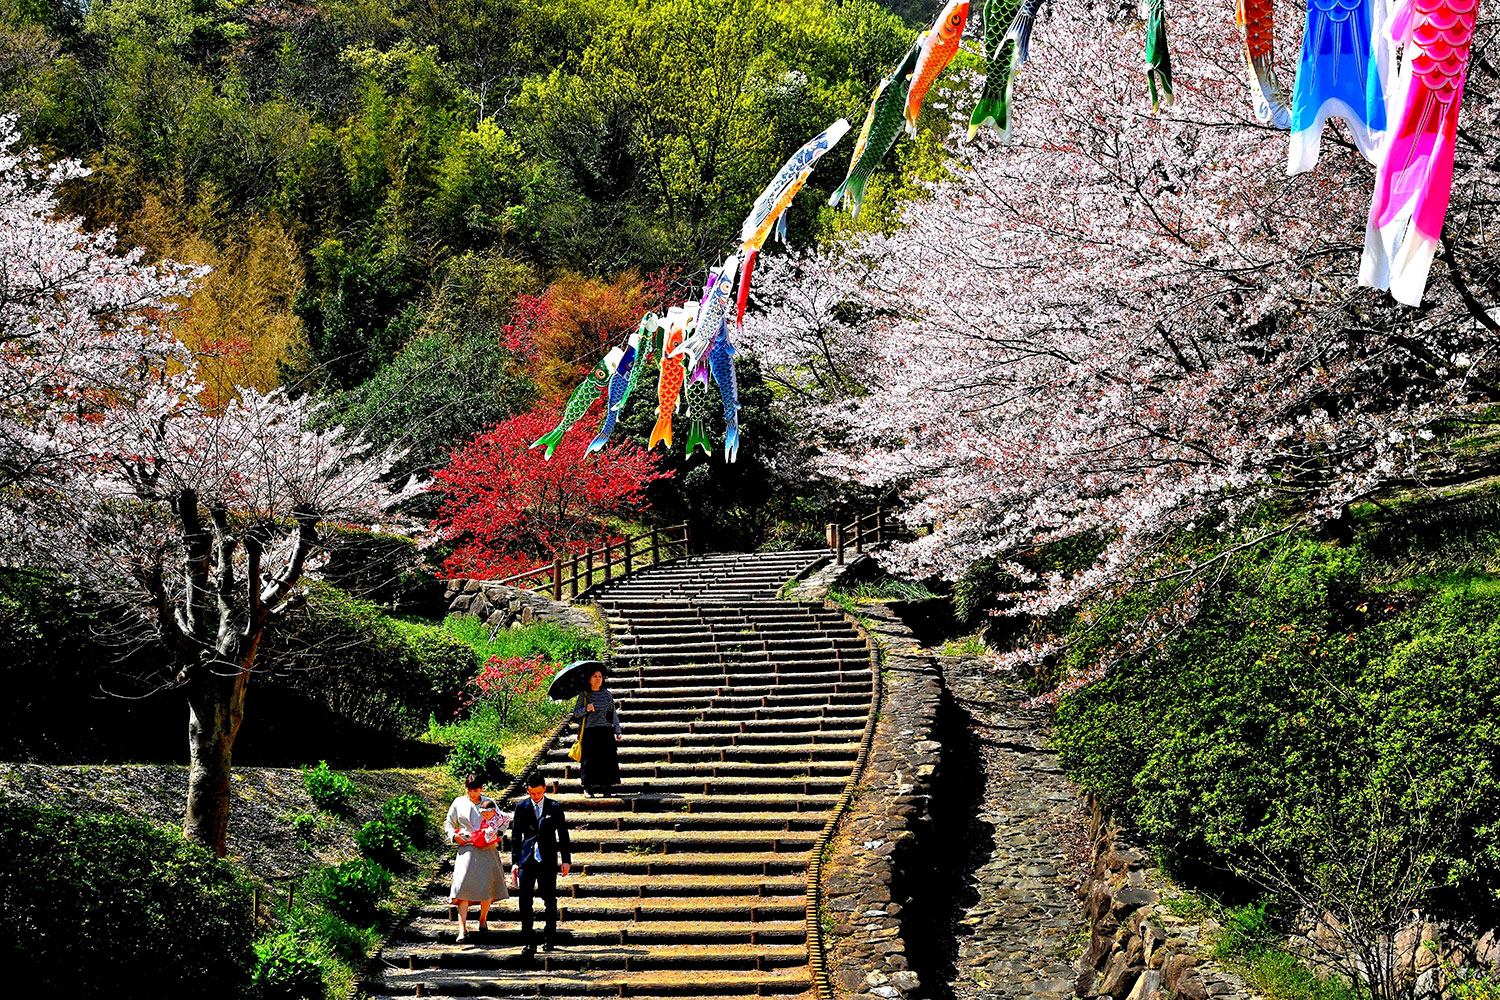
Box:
[183,643,257,856]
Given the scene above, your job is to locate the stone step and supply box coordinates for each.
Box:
[375,550,854,999]
[540,775,848,796]
[370,965,812,997]
[549,762,851,783]
[612,694,868,712]
[395,917,807,946]
[541,810,830,832]
[418,897,806,921]
[543,793,841,815]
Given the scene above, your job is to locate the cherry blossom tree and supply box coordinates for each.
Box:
[0,121,422,854]
[746,0,1500,692]
[0,116,201,489]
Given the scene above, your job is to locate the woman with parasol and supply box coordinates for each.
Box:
[551,660,622,796]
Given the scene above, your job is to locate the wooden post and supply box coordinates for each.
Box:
[826,522,837,551]
[551,554,563,601]
[586,548,595,590]
[876,507,885,543]
[651,526,660,565]
[604,541,613,582]
[624,536,634,576]
[834,522,845,565]
[571,553,580,598]
[684,522,694,554]
[854,514,864,554]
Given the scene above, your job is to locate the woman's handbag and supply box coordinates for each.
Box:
[568,706,586,763]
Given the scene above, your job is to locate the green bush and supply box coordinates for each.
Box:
[382,793,432,844]
[267,584,477,736]
[1050,533,1500,916]
[440,615,604,666]
[291,813,318,840]
[303,761,355,813]
[354,819,410,868]
[316,860,392,923]
[446,734,506,784]
[0,796,255,997]
[251,932,325,1000]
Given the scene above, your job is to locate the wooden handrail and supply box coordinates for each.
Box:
[825,507,890,566]
[491,522,692,598]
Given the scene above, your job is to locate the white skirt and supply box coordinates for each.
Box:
[450,844,509,902]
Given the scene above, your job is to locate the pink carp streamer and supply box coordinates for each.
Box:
[1359,0,1478,305]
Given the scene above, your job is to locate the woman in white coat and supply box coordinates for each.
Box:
[444,773,509,943]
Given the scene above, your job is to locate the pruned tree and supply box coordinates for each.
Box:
[0,121,421,855]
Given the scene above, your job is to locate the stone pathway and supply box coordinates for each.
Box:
[940,653,1093,1000]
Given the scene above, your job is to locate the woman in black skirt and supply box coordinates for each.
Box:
[572,667,621,795]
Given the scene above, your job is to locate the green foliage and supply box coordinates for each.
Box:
[1209,901,1358,1000]
[354,818,410,868]
[1212,899,1274,960]
[269,584,478,736]
[326,252,537,476]
[319,525,440,611]
[1451,969,1500,1000]
[954,558,1011,626]
[251,932,325,1000]
[446,734,506,784]
[303,760,355,813]
[1051,531,1500,917]
[842,580,939,601]
[941,633,988,657]
[315,859,392,922]
[438,614,604,665]
[291,813,319,840]
[382,792,432,844]
[0,796,256,997]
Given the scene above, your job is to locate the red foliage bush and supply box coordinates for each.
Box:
[432,403,672,579]
[463,655,557,725]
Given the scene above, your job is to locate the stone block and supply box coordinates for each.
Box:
[1176,975,1208,1000]
[1126,970,1161,1000]
[1100,954,1136,998]
[1162,954,1199,991]
[890,971,919,991]
[1111,888,1159,916]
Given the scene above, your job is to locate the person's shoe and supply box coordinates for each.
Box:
[477,924,489,937]
[455,932,469,944]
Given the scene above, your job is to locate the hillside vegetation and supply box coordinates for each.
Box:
[1045,485,1500,930]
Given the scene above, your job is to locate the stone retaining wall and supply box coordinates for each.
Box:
[1074,801,1275,1000]
[1076,799,1210,1000]
[819,601,943,1000]
[441,578,598,634]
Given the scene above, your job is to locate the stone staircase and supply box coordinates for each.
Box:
[369,549,876,999]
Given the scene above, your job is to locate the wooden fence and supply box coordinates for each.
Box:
[494,522,692,600]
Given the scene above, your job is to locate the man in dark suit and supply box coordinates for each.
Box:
[510,771,571,958]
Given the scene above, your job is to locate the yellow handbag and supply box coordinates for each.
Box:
[568,708,585,763]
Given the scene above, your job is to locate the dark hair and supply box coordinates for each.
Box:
[464,773,485,790]
[524,772,546,789]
